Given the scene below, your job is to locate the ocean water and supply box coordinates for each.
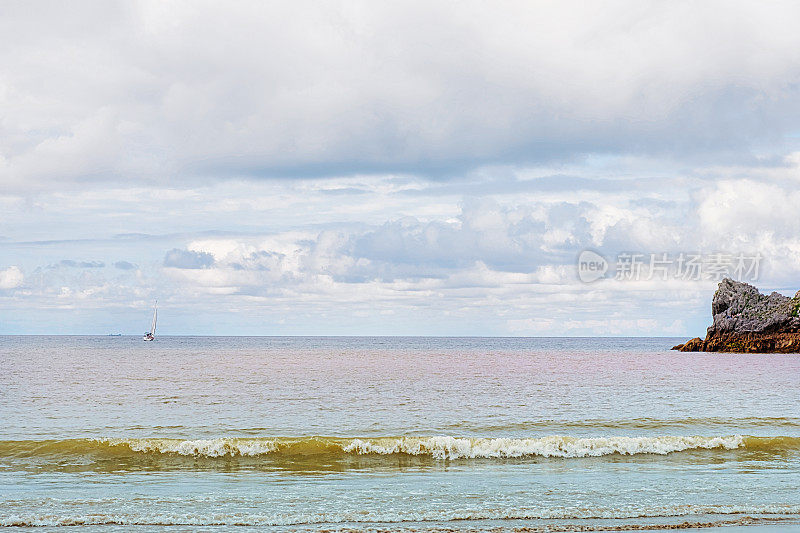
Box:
[2,336,800,531]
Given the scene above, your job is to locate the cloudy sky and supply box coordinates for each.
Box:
[2,0,800,335]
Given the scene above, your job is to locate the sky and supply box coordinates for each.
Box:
[2,0,800,335]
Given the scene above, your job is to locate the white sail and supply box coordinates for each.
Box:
[150,301,158,335]
[144,300,157,340]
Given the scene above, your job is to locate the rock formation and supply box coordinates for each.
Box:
[672,278,800,353]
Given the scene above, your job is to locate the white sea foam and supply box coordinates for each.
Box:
[341,435,746,459]
[3,503,800,527]
[93,434,750,459]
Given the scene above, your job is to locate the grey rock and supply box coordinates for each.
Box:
[707,278,800,335]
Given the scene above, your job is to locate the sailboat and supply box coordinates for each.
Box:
[143,300,157,341]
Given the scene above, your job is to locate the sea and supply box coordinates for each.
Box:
[1,336,800,532]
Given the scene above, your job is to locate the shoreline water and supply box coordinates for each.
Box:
[4,514,800,530]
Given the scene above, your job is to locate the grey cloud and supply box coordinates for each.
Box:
[351,218,472,269]
[230,251,287,272]
[49,259,105,269]
[197,199,662,285]
[163,249,215,269]
[113,261,138,270]
[4,2,800,190]
[347,201,589,275]
[401,174,676,198]
[319,187,370,196]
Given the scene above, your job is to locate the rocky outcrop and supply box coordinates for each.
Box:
[672,337,702,351]
[672,278,800,353]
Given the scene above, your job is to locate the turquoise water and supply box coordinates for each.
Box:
[1,336,800,531]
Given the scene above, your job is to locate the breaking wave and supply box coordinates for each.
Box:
[2,434,800,461]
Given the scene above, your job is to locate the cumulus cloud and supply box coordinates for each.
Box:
[113,261,138,270]
[0,266,24,290]
[163,249,215,269]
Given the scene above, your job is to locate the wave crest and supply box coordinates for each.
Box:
[3,435,799,461]
[337,435,747,459]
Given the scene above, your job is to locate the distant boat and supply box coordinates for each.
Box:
[143,301,157,341]
[107,334,122,337]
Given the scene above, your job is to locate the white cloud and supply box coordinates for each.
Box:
[0,266,23,289]
[697,179,800,239]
